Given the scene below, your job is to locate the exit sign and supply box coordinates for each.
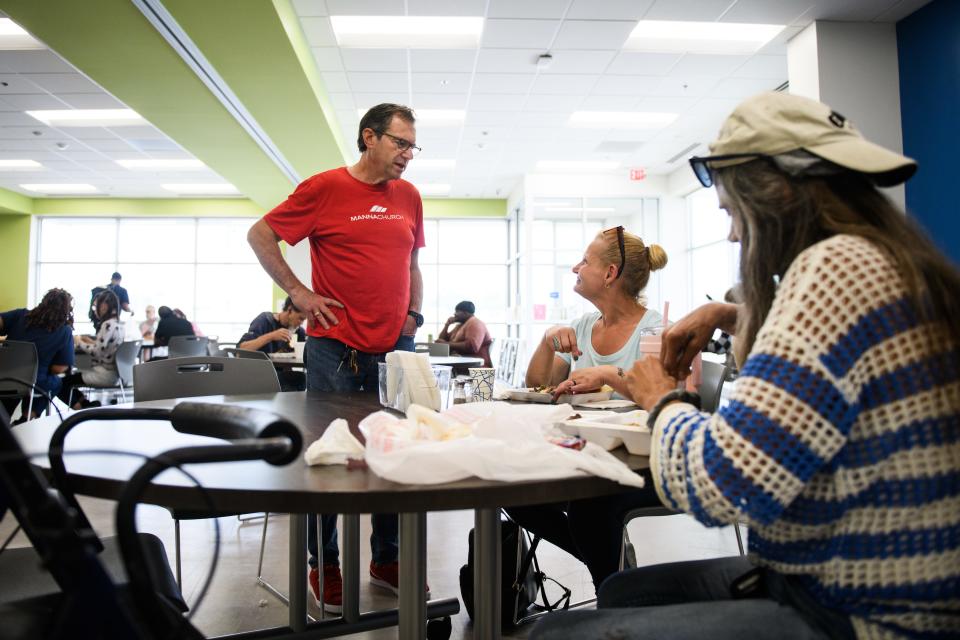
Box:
[629,168,647,181]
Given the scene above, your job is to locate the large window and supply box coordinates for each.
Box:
[34,217,273,342]
[686,188,740,304]
[418,218,509,343]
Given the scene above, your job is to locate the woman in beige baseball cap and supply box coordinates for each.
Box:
[531,92,960,640]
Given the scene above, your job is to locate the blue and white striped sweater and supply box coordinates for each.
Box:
[650,235,960,639]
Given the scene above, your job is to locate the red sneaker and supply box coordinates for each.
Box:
[369,561,431,598]
[308,563,343,613]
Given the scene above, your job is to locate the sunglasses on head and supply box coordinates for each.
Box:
[603,225,626,280]
[688,153,764,187]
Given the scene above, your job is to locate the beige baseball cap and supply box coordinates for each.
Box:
[694,92,916,187]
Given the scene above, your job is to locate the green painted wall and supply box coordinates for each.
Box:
[33,198,264,217]
[0,215,31,310]
[423,199,506,218]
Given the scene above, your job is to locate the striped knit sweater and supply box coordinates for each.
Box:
[650,235,960,639]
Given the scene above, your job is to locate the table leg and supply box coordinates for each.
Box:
[399,511,427,640]
[288,513,307,632]
[474,508,501,640]
[342,513,361,623]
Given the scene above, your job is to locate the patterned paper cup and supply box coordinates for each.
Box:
[468,367,495,402]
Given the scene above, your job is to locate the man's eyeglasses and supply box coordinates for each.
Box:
[604,225,626,280]
[689,153,763,187]
[381,131,422,156]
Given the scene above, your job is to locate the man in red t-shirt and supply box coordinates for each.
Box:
[436,300,493,367]
[247,103,426,613]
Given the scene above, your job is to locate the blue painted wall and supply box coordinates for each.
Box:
[897,0,960,264]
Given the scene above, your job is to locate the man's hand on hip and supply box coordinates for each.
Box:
[401,315,418,336]
[291,289,344,330]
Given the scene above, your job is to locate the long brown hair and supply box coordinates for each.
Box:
[25,288,74,332]
[714,159,960,364]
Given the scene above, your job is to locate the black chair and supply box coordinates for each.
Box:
[222,347,271,360]
[167,335,209,359]
[0,340,41,418]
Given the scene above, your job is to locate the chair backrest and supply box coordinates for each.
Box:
[427,342,450,357]
[222,347,270,360]
[699,359,728,413]
[205,337,221,356]
[0,340,39,400]
[167,335,208,359]
[115,340,142,386]
[133,356,281,402]
[414,342,430,353]
[496,337,521,386]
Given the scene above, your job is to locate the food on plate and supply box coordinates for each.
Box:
[532,384,557,393]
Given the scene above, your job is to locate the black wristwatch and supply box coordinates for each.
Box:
[407,310,424,327]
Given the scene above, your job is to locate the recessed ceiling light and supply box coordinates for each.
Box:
[0,18,44,50]
[331,16,483,49]
[412,159,456,169]
[536,160,621,171]
[355,108,466,126]
[416,183,451,196]
[21,183,97,194]
[26,109,148,127]
[569,111,677,128]
[625,20,785,55]
[116,159,206,170]
[0,159,42,169]
[161,183,240,195]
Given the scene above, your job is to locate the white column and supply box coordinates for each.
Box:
[787,21,906,208]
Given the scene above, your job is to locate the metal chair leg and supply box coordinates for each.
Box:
[254,513,319,622]
[734,522,746,556]
[174,518,182,587]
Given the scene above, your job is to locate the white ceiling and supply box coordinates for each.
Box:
[0,0,932,200]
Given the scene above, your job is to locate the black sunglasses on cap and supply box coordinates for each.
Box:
[603,225,626,280]
[689,153,764,188]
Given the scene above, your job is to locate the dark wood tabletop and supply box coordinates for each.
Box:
[14,391,650,516]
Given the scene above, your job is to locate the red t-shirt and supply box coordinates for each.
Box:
[264,167,425,353]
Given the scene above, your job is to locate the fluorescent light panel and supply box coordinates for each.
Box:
[116,159,206,170]
[21,183,97,194]
[569,111,677,128]
[26,109,148,127]
[331,16,483,49]
[161,183,239,195]
[0,18,44,50]
[0,159,42,169]
[416,183,451,196]
[536,160,621,171]
[625,20,785,55]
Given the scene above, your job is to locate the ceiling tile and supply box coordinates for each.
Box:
[463,111,519,125]
[517,112,570,127]
[757,26,803,55]
[292,0,328,17]
[0,92,66,110]
[0,74,45,94]
[56,93,126,109]
[407,0,486,15]
[669,54,751,77]
[311,47,343,71]
[730,54,787,79]
[341,48,407,72]
[321,71,351,92]
[481,19,560,49]
[487,0,567,19]
[104,125,163,139]
[0,111,41,126]
[410,49,477,73]
[0,50,76,74]
[567,0,655,20]
[69,138,135,153]
[471,73,535,94]
[352,92,409,109]
[325,0,404,15]
[650,75,719,98]
[475,49,540,74]
[346,72,409,92]
[871,0,933,22]
[552,21,636,50]
[643,0,731,21]
[469,94,527,111]
[720,0,811,24]
[411,72,471,93]
[523,93,584,112]
[579,94,640,110]
[530,74,596,95]
[328,92,356,109]
[590,75,661,96]
[0,126,52,139]
[300,17,337,47]
[411,92,469,109]
[636,95,698,113]
[605,51,683,76]
[540,50,617,75]
[23,73,101,94]
[708,76,782,99]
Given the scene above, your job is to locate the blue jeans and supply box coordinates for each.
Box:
[531,557,846,640]
[304,334,414,568]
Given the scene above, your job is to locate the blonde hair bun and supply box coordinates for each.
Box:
[648,243,668,271]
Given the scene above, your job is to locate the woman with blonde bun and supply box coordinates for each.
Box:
[526,226,669,401]
[509,226,668,589]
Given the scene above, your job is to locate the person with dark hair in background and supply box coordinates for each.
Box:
[153,305,194,347]
[0,288,75,420]
[436,300,493,367]
[247,103,427,612]
[238,296,307,391]
[532,92,960,640]
[59,289,123,409]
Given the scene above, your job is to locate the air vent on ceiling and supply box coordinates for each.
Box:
[594,141,642,154]
[667,142,702,164]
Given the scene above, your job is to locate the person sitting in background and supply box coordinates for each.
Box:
[153,305,194,347]
[172,308,202,336]
[507,227,669,590]
[139,304,157,340]
[238,296,307,391]
[59,289,123,409]
[435,300,493,367]
[0,288,75,420]
[532,91,960,640]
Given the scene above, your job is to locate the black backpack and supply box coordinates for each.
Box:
[459,518,571,629]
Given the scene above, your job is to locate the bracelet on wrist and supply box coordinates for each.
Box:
[646,389,701,429]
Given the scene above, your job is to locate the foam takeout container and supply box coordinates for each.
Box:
[556,409,652,455]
